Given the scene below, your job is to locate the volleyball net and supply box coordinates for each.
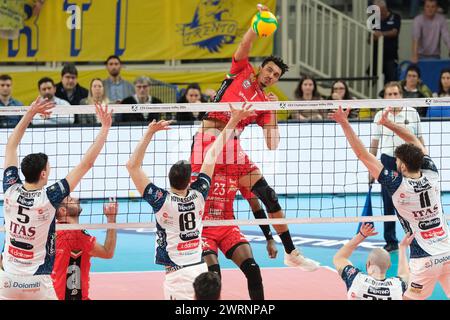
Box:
[1,97,450,231]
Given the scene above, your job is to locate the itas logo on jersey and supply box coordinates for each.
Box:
[418,218,440,230]
[421,227,445,240]
[8,246,33,259]
[9,221,36,238]
[177,239,200,251]
[412,204,439,220]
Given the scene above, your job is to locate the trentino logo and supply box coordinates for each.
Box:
[179,0,238,53]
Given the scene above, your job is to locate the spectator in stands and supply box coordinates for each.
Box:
[78,78,110,124]
[118,76,162,123]
[412,0,450,63]
[0,0,45,40]
[327,80,358,118]
[371,0,401,84]
[434,67,450,96]
[32,77,74,125]
[103,55,134,103]
[291,75,324,121]
[0,74,22,127]
[399,65,432,117]
[194,272,221,300]
[176,83,207,123]
[369,82,425,253]
[55,63,88,106]
[429,68,450,116]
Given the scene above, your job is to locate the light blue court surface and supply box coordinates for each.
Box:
[1,193,449,300]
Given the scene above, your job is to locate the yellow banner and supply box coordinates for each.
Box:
[0,0,276,62]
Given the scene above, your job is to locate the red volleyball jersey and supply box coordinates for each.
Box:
[51,229,96,300]
[206,56,273,130]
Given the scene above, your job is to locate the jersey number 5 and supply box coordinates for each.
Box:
[17,206,30,224]
[179,212,196,231]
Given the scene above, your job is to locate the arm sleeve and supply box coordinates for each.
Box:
[377,168,403,196]
[143,183,169,213]
[3,166,22,193]
[190,173,212,200]
[341,265,360,290]
[229,56,250,77]
[422,155,438,173]
[46,179,71,209]
[256,111,273,127]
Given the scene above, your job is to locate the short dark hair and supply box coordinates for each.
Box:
[394,144,424,172]
[21,153,48,183]
[0,74,12,81]
[61,63,78,77]
[406,64,421,78]
[168,160,191,190]
[194,272,221,300]
[105,55,122,65]
[38,77,55,89]
[261,55,289,77]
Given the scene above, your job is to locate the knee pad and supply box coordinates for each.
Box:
[208,264,222,279]
[239,258,262,287]
[251,178,281,213]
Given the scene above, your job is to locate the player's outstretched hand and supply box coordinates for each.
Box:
[148,119,173,134]
[399,232,414,249]
[229,102,255,123]
[103,197,118,223]
[359,223,378,238]
[328,106,351,124]
[377,107,393,127]
[96,103,113,128]
[266,239,278,259]
[29,96,55,117]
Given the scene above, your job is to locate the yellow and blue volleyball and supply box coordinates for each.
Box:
[251,11,278,37]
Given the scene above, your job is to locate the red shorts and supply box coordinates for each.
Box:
[202,226,249,258]
[190,132,258,177]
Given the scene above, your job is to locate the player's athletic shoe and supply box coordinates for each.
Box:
[284,249,320,271]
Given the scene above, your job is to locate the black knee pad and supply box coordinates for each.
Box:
[251,178,281,213]
[239,258,262,287]
[208,264,222,279]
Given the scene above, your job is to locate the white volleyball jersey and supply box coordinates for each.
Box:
[378,156,450,258]
[341,265,407,300]
[2,166,70,276]
[143,173,211,268]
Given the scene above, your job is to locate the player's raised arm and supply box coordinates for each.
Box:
[398,232,414,284]
[4,97,54,169]
[378,108,428,155]
[333,223,378,276]
[65,104,112,192]
[126,120,172,195]
[200,103,254,178]
[329,107,384,181]
[234,4,269,61]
